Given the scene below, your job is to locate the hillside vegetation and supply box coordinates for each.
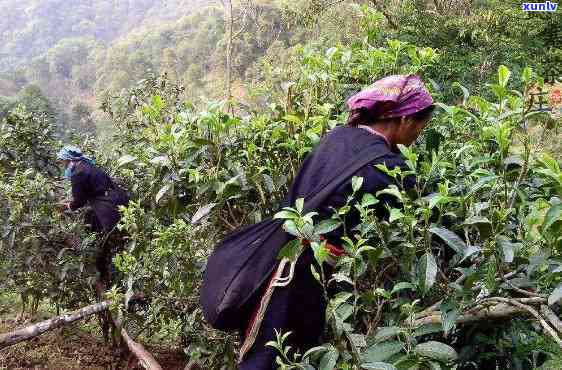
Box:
[1,1,561,369]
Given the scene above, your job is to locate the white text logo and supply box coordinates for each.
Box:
[522,1,558,11]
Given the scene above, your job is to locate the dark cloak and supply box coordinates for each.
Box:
[201,125,414,331]
[69,161,129,233]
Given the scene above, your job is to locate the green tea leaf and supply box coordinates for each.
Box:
[376,185,403,202]
[312,241,329,265]
[542,203,562,232]
[496,235,516,263]
[418,252,437,293]
[278,239,302,261]
[362,341,404,363]
[296,197,304,213]
[415,341,458,362]
[319,345,339,370]
[389,208,404,223]
[429,226,465,254]
[465,175,497,198]
[362,193,379,207]
[498,65,511,88]
[459,247,480,266]
[522,67,532,84]
[191,202,216,224]
[352,176,364,192]
[117,154,136,167]
[463,216,491,226]
[273,210,297,220]
[315,219,342,235]
[303,346,328,360]
[349,333,367,348]
[372,326,401,343]
[548,284,562,306]
[391,282,416,295]
[155,183,172,204]
[361,363,398,370]
[413,324,443,337]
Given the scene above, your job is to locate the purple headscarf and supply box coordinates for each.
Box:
[346,75,433,119]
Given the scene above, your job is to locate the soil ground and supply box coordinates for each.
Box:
[0,295,185,369]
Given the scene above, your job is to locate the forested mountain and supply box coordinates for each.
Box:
[0,0,560,135]
[0,0,212,70]
[0,0,222,134]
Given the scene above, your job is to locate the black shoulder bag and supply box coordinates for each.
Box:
[201,146,389,330]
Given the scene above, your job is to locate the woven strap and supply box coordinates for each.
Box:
[238,256,299,363]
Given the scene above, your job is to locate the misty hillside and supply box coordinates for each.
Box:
[0,0,323,131]
[0,0,213,72]
[0,0,559,139]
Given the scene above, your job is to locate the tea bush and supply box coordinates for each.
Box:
[1,29,561,370]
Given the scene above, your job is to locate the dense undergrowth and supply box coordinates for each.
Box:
[1,21,562,370]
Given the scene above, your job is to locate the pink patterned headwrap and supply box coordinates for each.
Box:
[346,75,433,119]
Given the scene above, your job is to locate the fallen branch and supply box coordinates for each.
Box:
[489,297,562,347]
[408,302,526,327]
[407,297,548,328]
[121,328,162,370]
[503,280,546,299]
[0,293,162,369]
[0,300,111,349]
[541,305,562,333]
[407,297,562,348]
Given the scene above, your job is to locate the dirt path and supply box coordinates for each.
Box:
[0,310,185,369]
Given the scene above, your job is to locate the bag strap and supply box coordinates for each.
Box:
[303,146,390,212]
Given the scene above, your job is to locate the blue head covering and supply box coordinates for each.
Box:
[57,145,94,163]
[57,145,94,179]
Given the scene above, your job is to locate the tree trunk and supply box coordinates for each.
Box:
[223,0,233,104]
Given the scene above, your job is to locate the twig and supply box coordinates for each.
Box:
[219,214,237,231]
[504,280,546,298]
[226,201,241,227]
[408,302,525,327]
[414,300,443,319]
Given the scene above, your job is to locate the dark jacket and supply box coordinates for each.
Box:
[238,126,418,368]
[69,161,129,233]
[202,125,415,331]
[310,128,416,243]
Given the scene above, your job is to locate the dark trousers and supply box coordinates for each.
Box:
[85,209,123,284]
[239,249,328,370]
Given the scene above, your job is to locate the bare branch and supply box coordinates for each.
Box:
[0,300,111,349]
[489,297,562,347]
[407,297,549,329]
[541,305,562,334]
[408,302,526,327]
